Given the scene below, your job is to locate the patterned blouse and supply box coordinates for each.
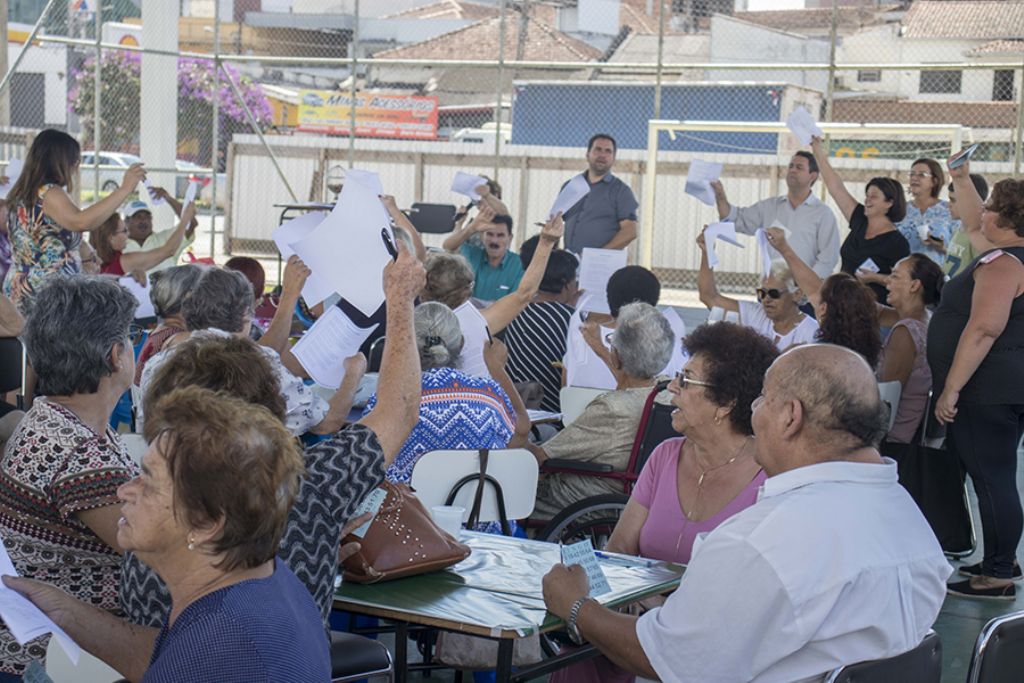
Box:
[2,184,82,306]
[0,399,137,674]
[896,200,954,266]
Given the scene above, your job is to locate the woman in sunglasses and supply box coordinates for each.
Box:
[697,227,818,350]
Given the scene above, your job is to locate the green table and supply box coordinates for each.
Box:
[334,531,684,682]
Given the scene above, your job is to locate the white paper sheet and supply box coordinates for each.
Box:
[858,258,880,273]
[453,301,492,380]
[660,306,688,377]
[118,275,156,319]
[0,159,23,198]
[703,222,743,269]
[344,168,384,196]
[349,487,388,537]
[143,178,165,206]
[755,229,773,278]
[550,174,590,219]
[578,248,628,315]
[560,539,611,596]
[527,409,562,423]
[786,106,824,146]
[563,297,616,390]
[291,178,395,317]
[684,159,723,206]
[0,537,80,663]
[272,211,336,306]
[291,306,377,389]
[183,180,199,206]
[451,171,487,201]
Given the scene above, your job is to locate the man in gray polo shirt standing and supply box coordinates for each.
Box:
[710,151,840,278]
[562,134,639,254]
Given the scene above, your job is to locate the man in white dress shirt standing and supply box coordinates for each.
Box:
[712,152,840,279]
[542,344,951,683]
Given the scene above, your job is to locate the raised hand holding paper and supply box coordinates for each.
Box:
[755,229,773,278]
[703,222,742,269]
[291,306,377,389]
[948,143,979,169]
[451,171,487,201]
[0,159,23,198]
[143,178,165,206]
[578,248,628,315]
[291,177,395,317]
[344,168,384,196]
[550,174,590,219]
[560,539,611,596]
[786,106,824,146]
[183,180,199,206]
[272,211,335,306]
[685,159,723,206]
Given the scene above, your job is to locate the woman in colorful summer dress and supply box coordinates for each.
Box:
[3,129,145,306]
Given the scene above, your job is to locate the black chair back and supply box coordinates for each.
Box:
[628,381,675,476]
[0,337,23,396]
[967,610,1024,683]
[825,630,941,683]
[406,203,457,234]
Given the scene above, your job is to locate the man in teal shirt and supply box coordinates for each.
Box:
[442,206,524,301]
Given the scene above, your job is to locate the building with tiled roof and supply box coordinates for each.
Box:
[901,1,1024,40]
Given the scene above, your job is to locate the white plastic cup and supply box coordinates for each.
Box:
[431,505,465,537]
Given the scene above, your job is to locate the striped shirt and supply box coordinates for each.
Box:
[504,301,575,412]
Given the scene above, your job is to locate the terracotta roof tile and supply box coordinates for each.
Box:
[383,1,498,21]
[731,6,893,33]
[902,1,1024,40]
[966,39,1024,56]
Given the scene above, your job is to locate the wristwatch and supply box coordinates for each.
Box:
[567,596,591,645]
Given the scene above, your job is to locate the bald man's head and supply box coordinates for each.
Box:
[764,344,888,453]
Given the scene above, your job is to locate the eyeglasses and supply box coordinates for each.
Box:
[756,288,785,300]
[908,171,933,179]
[675,371,715,390]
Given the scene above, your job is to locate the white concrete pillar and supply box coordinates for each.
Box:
[140,2,178,192]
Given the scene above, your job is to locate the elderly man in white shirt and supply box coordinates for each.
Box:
[711,152,840,279]
[541,343,951,683]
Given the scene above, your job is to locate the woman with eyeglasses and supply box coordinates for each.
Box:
[548,322,778,683]
[810,136,910,304]
[697,227,818,350]
[90,205,194,277]
[895,158,953,266]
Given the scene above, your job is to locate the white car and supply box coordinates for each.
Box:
[79,152,226,207]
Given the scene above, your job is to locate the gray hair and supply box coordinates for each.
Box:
[22,275,138,396]
[422,252,474,310]
[768,259,797,291]
[150,264,204,319]
[611,302,674,379]
[182,267,254,334]
[414,301,464,370]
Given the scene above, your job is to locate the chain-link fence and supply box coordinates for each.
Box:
[1,0,1022,289]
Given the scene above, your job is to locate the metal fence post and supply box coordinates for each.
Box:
[493,0,508,181]
[1015,63,1024,175]
[824,0,838,124]
[0,0,57,110]
[348,0,359,169]
[210,2,221,257]
[652,0,665,121]
[92,5,101,197]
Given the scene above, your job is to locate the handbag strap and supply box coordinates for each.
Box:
[466,449,489,529]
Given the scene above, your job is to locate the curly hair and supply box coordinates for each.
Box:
[683,322,779,435]
[986,178,1024,237]
[816,273,882,369]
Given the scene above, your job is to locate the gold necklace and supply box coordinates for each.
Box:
[674,436,753,558]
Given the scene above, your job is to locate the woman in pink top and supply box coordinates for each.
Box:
[551,322,778,683]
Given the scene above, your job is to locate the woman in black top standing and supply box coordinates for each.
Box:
[929,162,1024,600]
[809,136,910,303]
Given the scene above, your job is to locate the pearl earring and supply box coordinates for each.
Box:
[187,535,195,551]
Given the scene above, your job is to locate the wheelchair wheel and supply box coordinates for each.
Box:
[538,493,630,547]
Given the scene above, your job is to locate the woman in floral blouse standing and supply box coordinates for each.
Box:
[3,129,145,306]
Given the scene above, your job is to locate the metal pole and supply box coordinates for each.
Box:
[492,0,508,180]
[210,2,220,257]
[653,0,666,121]
[348,0,359,169]
[824,0,839,123]
[220,63,298,202]
[93,4,101,198]
[1015,63,1024,175]
[639,119,659,269]
[0,0,58,98]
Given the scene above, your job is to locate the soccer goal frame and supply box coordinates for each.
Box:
[638,119,969,270]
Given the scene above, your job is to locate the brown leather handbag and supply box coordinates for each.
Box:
[341,481,471,583]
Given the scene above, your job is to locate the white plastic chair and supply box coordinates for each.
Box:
[878,380,902,433]
[120,433,149,466]
[410,448,539,523]
[46,637,122,682]
[707,306,740,324]
[559,386,608,427]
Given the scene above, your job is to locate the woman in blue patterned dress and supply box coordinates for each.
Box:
[363,301,530,531]
[4,129,145,306]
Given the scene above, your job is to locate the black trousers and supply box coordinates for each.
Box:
[949,402,1024,579]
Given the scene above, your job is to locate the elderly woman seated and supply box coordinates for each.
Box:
[549,322,779,683]
[697,227,818,350]
[364,301,529,485]
[135,263,203,384]
[121,245,425,630]
[6,387,332,682]
[528,302,675,519]
[0,276,139,677]
[138,266,346,435]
